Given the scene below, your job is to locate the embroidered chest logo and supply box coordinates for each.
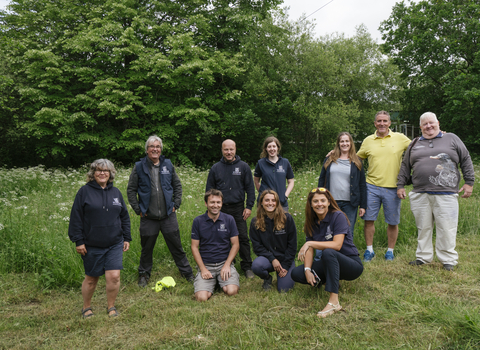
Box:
[274,229,286,235]
[161,166,170,175]
[112,198,122,206]
[277,165,285,173]
[218,224,227,232]
[325,226,333,240]
[232,167,241,175]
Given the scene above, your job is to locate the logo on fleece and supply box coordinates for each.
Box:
[161,166,170,175]
[112,198,122,206]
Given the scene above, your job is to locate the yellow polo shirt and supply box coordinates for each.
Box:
[357,130,411,188]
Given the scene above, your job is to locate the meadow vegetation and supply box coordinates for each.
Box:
[1,165,480,349]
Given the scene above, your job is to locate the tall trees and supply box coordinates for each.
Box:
[381,0,480,151]
[0,0,280,166]
[241,15,402,165]
[1,1,402,167]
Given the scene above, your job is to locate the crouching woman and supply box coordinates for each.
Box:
[250,190,297,292]
[291,188,363,318]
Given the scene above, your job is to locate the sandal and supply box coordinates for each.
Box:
[317,302,342,318]
[107,306,119,318]
[81,307,94,319]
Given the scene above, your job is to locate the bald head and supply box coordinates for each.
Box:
[222,139,236,163]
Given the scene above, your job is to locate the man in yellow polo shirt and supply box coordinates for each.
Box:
[357,111,411,262]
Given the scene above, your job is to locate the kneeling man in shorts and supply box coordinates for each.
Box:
[191,189,240,301]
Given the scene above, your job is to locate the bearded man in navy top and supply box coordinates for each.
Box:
[127,135,194,287]
[206,139,255,278]
[191,189,240,301]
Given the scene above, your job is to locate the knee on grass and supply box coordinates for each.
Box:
[223,284,239,296]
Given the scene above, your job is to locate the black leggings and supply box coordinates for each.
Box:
[291,249,363,294]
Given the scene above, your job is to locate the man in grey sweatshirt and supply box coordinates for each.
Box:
[397,112,474,271]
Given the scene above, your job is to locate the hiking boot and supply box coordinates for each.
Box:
[138,274,148,288]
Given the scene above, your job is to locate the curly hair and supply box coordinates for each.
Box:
[86,159,116,183]
[255,190,286,232]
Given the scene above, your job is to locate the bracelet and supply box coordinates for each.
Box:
[304,267,312,272]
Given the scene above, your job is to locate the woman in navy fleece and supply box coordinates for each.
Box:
[250,190,297,292]
[69,159,131,318]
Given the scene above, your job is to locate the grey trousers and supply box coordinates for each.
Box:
[138,212,193,278]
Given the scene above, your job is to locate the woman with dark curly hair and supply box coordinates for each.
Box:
[69,159,131,318]
[250,190,297,292]
[291,188,363,318]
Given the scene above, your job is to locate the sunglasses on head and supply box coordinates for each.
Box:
[311,187,327,193]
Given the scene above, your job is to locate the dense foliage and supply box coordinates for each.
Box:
[0,0,401,168]
[381,0,480,152]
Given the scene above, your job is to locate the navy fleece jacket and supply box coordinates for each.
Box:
[206,155,255,209]
[68,181,131,248]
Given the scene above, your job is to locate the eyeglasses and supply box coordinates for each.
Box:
[95,169,110,174]
[429,140,433,148]
[311,187,327,193]
[148,145,162,149]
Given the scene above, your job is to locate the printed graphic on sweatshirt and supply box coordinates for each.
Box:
[232,167,241,175]
[112,198,122,206]
[429,153,457,187]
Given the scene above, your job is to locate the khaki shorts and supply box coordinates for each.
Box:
[194,262,240,294]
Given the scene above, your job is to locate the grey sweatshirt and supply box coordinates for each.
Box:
[397,133,474,192]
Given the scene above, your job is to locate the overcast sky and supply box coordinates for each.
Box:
[281,0,401,42]
[0,0,401,42]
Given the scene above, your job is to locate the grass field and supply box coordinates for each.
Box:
[1,164,480,349]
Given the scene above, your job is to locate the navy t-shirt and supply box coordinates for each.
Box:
[306,211,359,257]
[254,157,294,207]
[191,211,239,264]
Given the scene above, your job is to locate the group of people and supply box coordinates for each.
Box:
[68,110,474,319]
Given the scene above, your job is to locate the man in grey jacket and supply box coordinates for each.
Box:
[127,135,194,287]
[397,112,474,271]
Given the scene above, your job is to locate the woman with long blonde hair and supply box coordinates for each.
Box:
[318,132,366,234]
[250,190,297,292]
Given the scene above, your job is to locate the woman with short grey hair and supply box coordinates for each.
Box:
[69,159,131,318]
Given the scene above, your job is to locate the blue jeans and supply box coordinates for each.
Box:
[336,201,358,234]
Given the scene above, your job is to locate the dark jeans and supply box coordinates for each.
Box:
[221,202,252,272]
[292,249,363,294]
[251,256,295,292]
[336,201,358,234]
[138,214,193,278]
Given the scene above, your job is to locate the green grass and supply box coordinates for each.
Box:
[1,164,480,349]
